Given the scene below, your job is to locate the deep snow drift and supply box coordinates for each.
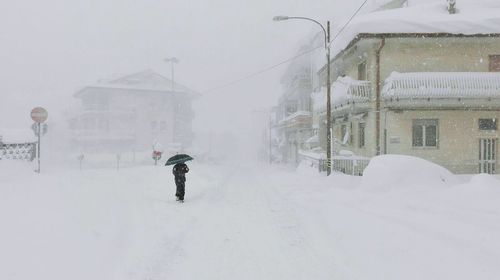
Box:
[0,157,499,280]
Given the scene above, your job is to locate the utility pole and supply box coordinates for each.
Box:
[164,57,179,92]
[326,21,332,175]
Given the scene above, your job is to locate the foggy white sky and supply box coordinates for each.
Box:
[0,0,366,150]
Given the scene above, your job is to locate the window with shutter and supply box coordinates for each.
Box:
[412,119,438,148]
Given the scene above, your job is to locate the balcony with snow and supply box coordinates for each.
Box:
[313,76,372,115]
[383,72,500,109]
[277,111,312,129]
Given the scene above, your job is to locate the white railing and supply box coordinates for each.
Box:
[299,150,371,176]
[314,78,372,111]
[332,77,371,107]
[346,80,372,100]
[383,72,500,98]
[332,156,371,176]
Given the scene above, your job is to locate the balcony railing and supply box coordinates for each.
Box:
[333,77,372,105]
[383,72,500,99]
[313,77,372,112]
[299,150,371,176]
[277,111,311,128]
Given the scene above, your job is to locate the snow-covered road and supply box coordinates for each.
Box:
[143,164,337,280]
[1,161,499,280]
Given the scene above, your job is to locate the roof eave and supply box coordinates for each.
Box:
[318,32,500,74]
[74,85,200,99]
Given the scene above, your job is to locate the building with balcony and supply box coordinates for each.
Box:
[274,44,315,164]
[314,0,500,174]
[69,70,199,154]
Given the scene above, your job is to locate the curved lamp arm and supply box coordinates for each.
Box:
[273,16,328,50]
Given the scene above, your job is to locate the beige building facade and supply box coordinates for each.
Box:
[316,33,500,174]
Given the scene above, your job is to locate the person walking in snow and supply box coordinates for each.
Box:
[173,162,189,202]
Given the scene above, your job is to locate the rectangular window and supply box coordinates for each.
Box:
[350,122,354,144]
[425,125,437,147]
[479,118,497,131]
[413,125,424,146]
[412,119,438,148]
[358,123,365,148]
[489,55,500,72]
[358,61,367,80]
[341,124,347,144]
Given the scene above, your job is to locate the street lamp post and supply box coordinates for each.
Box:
[273,16,332,175]
[164,57,179,92]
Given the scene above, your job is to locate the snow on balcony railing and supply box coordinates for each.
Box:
[313,77,371,112]
[383,72,500,99]
[278,111,311,125]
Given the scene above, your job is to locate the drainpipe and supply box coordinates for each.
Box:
[375,37,386,155]
[384,109,389,154]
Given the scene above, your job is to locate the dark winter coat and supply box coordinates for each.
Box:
[172,163,189,182]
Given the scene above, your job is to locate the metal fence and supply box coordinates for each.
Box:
[0,142,36,161]
[331,157,370,176]
[300,151,371,176]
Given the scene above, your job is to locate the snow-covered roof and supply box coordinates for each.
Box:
[75,70,200,98]
[383,72,500,99]
[329,0,500,60]
[0,129,36,144]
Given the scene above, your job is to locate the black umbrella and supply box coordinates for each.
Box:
[165,154,193,166]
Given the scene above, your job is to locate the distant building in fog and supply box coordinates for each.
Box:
[68,70,199,153]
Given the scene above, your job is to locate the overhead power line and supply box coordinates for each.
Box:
[201,0,369,94]
[330,0,368,45]
[202,45,322,93]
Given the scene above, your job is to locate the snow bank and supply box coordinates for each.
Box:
[0,162,142,280]
[361,155,458,192]
[0,160,35,180]
[467,173,500,188]
[297,161,322,177]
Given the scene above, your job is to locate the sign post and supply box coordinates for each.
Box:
[30,107,48,173]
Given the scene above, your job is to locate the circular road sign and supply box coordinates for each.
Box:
[31,107,48,123]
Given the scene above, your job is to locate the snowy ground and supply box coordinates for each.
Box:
[0,159,499,280]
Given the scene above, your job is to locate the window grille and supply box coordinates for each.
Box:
[479,118,497,131]
[412,119,438,148]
